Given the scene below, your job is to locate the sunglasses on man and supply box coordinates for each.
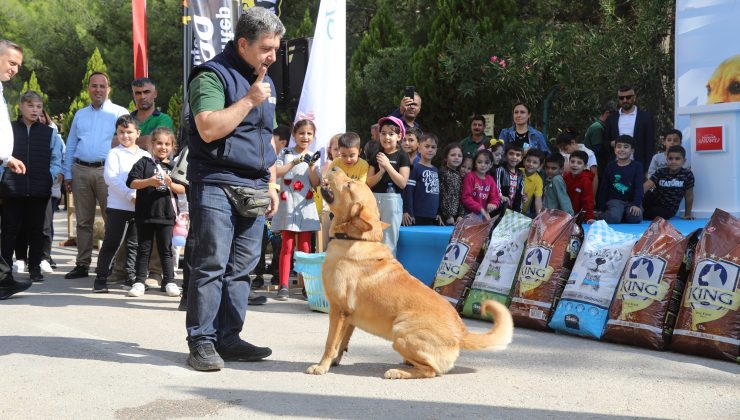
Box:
[618,94,634,101]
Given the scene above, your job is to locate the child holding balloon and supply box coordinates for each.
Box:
[126,127,185,297]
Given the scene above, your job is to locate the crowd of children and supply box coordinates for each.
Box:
[1,94,697,303]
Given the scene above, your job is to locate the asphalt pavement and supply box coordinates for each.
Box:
[0,213,738,419]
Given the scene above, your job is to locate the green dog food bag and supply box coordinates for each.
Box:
[462,210,532,320]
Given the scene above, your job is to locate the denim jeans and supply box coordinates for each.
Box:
[186,182,264,349]
[604,199,642,224]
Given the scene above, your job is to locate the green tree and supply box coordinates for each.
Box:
[63,47,110,134]
[409,0,516,123]
[289,7,315,39]
[167,84,183,139]
[346,0,407,137]
[12,71,49,118]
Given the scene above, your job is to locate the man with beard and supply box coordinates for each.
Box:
[603,85,655,171]
[129,78,174,150]
[392,91,423,132]
[459,115,491,158]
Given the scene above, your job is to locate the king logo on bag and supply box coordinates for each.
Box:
[686,259,740,329]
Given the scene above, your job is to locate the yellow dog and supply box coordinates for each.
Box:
[306,168,513,379]
[707,55,740,104]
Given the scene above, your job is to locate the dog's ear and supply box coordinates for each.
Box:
[347,203,374,234]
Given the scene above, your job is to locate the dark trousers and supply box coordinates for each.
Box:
[255,224,281,275]
[95,208,137,279]
[1,197,49,271]
[186,182,263,348]
[135,222,174,285]
[642,192,677,221]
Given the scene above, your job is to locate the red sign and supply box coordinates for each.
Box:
[695,126,724,152]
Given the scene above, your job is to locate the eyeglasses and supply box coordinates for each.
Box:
[618,95,634,101]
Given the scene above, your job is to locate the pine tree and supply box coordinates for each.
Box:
[347,0,407,135]
[14,71,49,117]
[409,0,516,115]
[293,7,315,39]
[63,48,110,134]
[167,84,183,138]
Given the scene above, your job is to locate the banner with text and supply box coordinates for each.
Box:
[295,0,346,160]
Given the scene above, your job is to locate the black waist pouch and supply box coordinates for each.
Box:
[220,185,271,218]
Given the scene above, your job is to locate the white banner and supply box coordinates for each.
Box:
[294,0,346,160]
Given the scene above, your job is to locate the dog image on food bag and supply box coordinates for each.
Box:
[579,248,625,291]
[306,168,514,379]
[706,55,740,104]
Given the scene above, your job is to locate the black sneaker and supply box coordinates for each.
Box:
[248,291,267,305]
[48,258,57,269]
[65,264,89,279]
[252,275,265,289]
[216,340,272,362]
[0,277,32,300]
[92,277,108,293]
[178,294,187,312]
[275,287,289,301]
[29,270,44,283]
[187,342,224,371]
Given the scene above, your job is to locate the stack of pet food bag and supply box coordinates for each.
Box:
[430,208,740,363]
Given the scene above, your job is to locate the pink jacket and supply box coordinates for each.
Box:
[461,172,501,214]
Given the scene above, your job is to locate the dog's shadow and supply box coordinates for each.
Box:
[226,358,477,377]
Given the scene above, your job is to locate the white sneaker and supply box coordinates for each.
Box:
[12,260,26,273]
[128,282,146,297]
[40,260,54,274]
[164,282,181,297]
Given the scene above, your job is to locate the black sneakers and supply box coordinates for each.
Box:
[92,277,108,293]
[248,291,267,305]
[216,340,272,362]
[0,277,32,300]
[29,270,44,283]
[251,275,265,289]
[187,342,224,371]
[275,287,289,301]
[65,264,89,279]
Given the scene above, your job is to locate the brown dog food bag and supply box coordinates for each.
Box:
[433,214,496,311]
[603,219,699,350]
[671,209,740,363]
[509,209,583,330]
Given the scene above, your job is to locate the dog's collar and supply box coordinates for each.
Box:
[331,233,373,242]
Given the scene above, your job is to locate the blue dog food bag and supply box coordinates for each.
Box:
[549,221,639,339]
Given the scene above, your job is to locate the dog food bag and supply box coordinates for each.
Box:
[432,214,496,311]
[603,219,699,350]
[509,209,583,330]
[462,210,532,319]
[549,221,638,339]
[672,209,740,363]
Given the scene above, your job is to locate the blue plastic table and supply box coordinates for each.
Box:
[396,226,453,286]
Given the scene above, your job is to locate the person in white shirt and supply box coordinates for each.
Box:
[0,39,31,300]
[92,115,150,293]
[603,84,655,172]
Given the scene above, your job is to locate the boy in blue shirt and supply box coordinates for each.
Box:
[403,133,440,225]
[600,135,643,224]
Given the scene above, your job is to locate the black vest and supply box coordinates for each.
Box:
[2,120,53,198]
[187,40,277,187]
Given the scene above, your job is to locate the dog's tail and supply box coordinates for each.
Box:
[460,300,514,351]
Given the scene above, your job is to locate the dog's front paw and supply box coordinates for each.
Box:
[383,368,411,379]
[306,364,329,375]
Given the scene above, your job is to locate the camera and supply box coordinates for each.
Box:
[404,86,415,100]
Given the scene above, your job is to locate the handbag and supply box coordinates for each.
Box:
[220,185,271,218]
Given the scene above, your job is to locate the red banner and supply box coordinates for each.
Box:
[132,0,148,78]
[695,126,725,152]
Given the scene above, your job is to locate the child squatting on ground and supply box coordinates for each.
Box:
[642,145,695,221]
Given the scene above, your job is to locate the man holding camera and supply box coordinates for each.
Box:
[392,87,423,132]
